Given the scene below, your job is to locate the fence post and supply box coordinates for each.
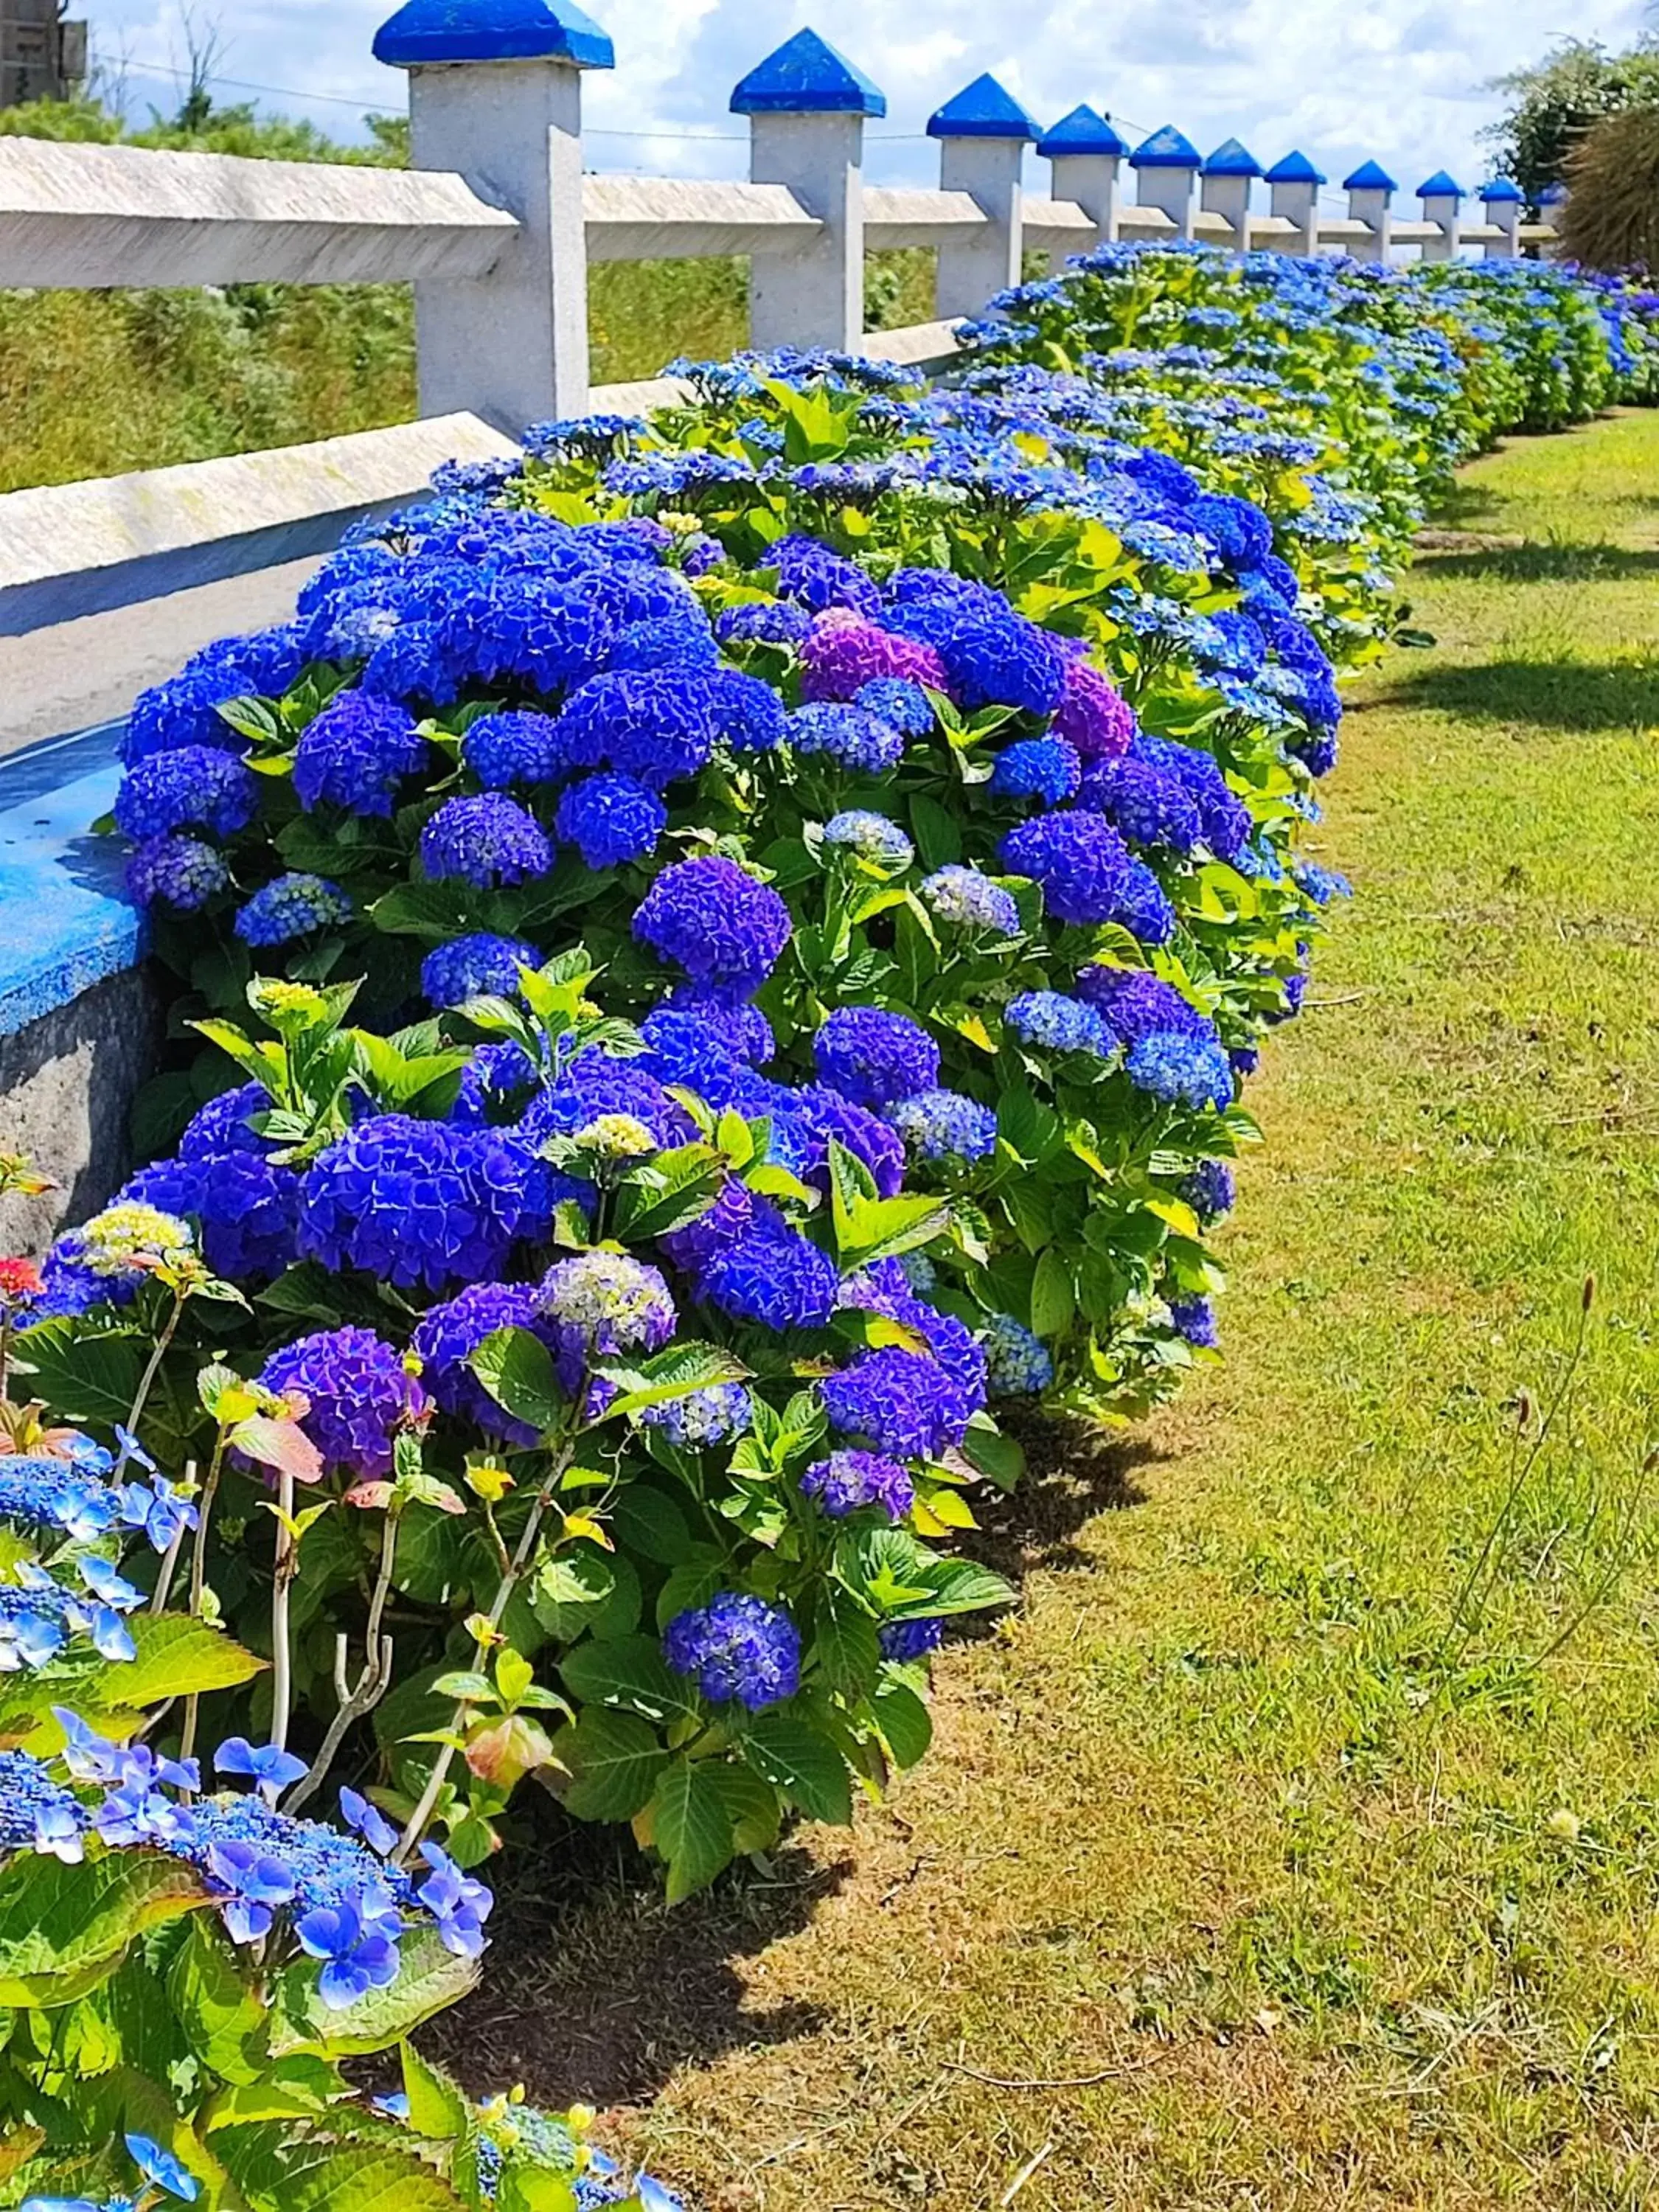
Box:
[1479,178,1524,258]
[1200,136,1260,252]
[1266,151,1324,257]
[1130,126,1202,242]
[1037,105,1127,250]
[373,0,611,431]
[1538,181,1567,253]
[733,28,880,354]
[1343,159,1396,264]
[1417,170,1462,261]
[928,74,1039,319]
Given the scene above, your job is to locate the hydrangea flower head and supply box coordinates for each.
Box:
[921,866,1020,936]
[981,1314,1054,1397]
[814,1007,939,1110]
[822,1348,973,1458]
[1053,658,1136,760]
[799,613,949,703]
[1000,810,1140,928]
[128,835,229,912]
[260,1328,427,1481]
[787,701,905,773]
[421,794,554,888]
[1004,991,1112,1058]
[633,856,791,994]
[823,811,915,872]
[700,1228,840,1331]
[412,1282,550,1446]
[889,1088,998,1166]
[639,1382,753,1449]
[663,1592,801,1711]
[880,1616,945,1663]
[299,1116,547,1290]
[115,747,257,841]
[234,874,352,947]
[293,692,428,816]
[421,932,538,1010]
[989,737,1082,806]
[1126,1032,1236,1111]
[1169,1296,1220,1348]
[77,1203,195,1280]
[801,1450,915,1521]
[537,1251,676,1358]
[554,773,667,869]
[461,709,566,790]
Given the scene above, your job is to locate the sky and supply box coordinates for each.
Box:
[83,0,1652,205]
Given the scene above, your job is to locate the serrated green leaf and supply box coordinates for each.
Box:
[560,1635,702,1728]
[215,2122,470,2212]
[269,1925,481,2059]
[1030,1248,1077,1340]
[118,1615,267,1705]
[598,1342,750,1422]
[650,1758,735,1902]
[7,1321,147,1433]
[873,1680,933,1770]
[709,1761,783,1856]
[469,1327,566,1436]
[813,1590,880,1699]
[740,1718,854,1827]
[169,1917,270,2084]
[554,1707,667,1823]
[0,1850,209,2003]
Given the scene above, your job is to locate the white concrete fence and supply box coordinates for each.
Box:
[0,0,1568,636]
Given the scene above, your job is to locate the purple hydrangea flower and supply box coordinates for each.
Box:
[299,1116,549,1290]
[814,1008,939,1110]
[115,747,257,841]
[821,1348,974,1458]
[1169,1296,1220,1348]
[801,1450,915,1521]
[1180,1159,1237,1221]
[127,835,228,912]
[180,1084,276,1161]
[633,856,791,994]
[261,1327,428,1481]
[799,615,949,703]
[412,1281,550,1447]
[880,1617,945,1663]
[421,932,538,1009]
[1053,658,1136,760]
[554,669,719,787]
[700,1228,840,1331]
[1001,810,1140,928]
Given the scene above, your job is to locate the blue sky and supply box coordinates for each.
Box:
[86,0,1651,204]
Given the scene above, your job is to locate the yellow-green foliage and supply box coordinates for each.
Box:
[0,94,939,490]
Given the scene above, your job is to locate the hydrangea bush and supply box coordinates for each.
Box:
[9,244,1655,2205]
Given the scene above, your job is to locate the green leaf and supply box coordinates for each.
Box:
[469,1327,566,1436]
[959,1417,1026,1493]
[1030,1248,1077,1340]
[909,791,962,869]
[118,1615,267,1705]
[874,1681,933,1770]
[400,2042,479,2197]
[608,1485,692,1568]
[709,1761,783,1856]
[813,1590,880,1700]
[555,1707,667,1822]
[8,1321,147,1432]
[653,1557,726,1634]
[269,1925,481,2059]
[611,1145,727,1243]
[740,1717,854,1827]
[495,2166,579,2212]
[369,881,477,944]
[0,1851,209,2003]
[560,1635,702,1728]
[169,1918,270,2084]
[215,2123,470,2212]
[597,1342,750,1422]
[650,1758,735,1903]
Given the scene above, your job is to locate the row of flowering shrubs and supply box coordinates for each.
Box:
[0,246,1652,2208]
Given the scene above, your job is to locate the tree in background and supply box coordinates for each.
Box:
[1481,38,1659,201]
[1561,108,1659,270]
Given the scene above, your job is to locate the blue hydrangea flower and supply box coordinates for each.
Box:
[127,835,228,912]
[1004,991,1113,1057]
[460,710,566,790]
[769,533,881,618]
[417,1840,494,1960]
[856,678,933,736]
[0,1747,88,1860]
[115,747,257,841]
[880,1617,945,1663]
[421,795,554,888]
[1188,491,1275,569]
[709,668,788,754]
[822,1348,974,1458]
[234,874,352,947]
[801,1450,915,1521]
[1180,1159,1237,1221]
[293,692,428,816]
[261,1327,428,1480]
[981,1314,1054,1397]
[1076,966,1214,1046]
[633,856,791,994]
[639,1382,753,1449]
[181,1084,276,1160]
[1001,810,1142,929]
[787,702,905,773]
[1169,1296,1220,1349]
[1080,758,1204,851]
[555,669,719,788]
[663,1592,801,1711]
[921,866,1020,935]
[1127,1032,1236,1111]
[420,932,538,1009]
[554,773,667,869]
[299,1116,550,1290]
[609,613,719,673]
[989,737,1082,806]
[700,1228,841,1331]
[822,812,915,872]
[814,1008,939,1110]
[889,1088,998,1166]
[716,601,812,648]
[122,1153,298,1284]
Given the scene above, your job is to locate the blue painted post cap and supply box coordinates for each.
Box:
[730,29,885,116]
[373,0,615,69]
[1130,125,1202,170]
[1416,169,1464,201]
[1480,177,1526,204]
[1203,136,1262,178]
[1539,181,1568,205]
[1037,104,1130,159]
[927,73,1040,140]
[1343,159,1398,193]
[1266,150,1326,186]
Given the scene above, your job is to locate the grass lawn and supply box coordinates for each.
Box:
[436,408,1659,2210]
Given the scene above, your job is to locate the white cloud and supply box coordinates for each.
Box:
[84,0,1651,201]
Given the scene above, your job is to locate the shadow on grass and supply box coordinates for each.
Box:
[1417,540,1659,585]
[419,1418,1160,2110]
[1377,656,1659,734]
